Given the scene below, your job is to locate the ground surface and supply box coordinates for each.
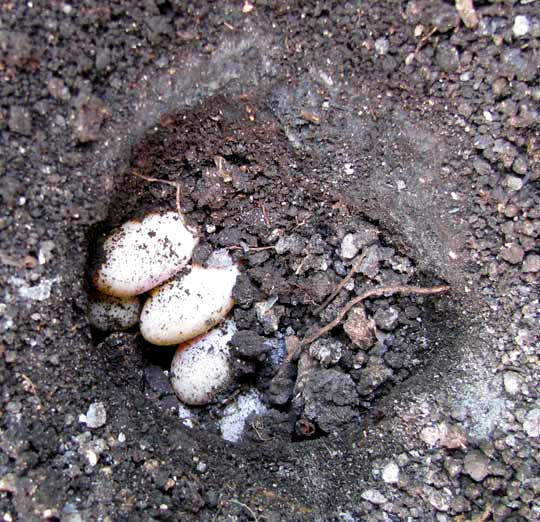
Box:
[1,1,540,521]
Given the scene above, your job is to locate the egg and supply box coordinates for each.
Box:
[93,211,198,297]
[170,319,236,406]
[140,257,239,346]
[88,292,141,331]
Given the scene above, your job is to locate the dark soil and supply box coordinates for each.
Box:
[1,1,539,521]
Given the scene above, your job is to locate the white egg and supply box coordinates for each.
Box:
[140,261,239,346]
[93,211,198,297]
[170,319,236,406]
[88,292,141,331]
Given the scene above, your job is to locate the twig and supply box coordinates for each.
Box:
[277,283,450,377]
[317,250,368,313]
[227,245,275,252]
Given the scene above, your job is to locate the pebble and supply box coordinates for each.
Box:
[523,408,540,438]
[361,488,387,505]
[94,211,198,297]
[170,319,236,406]
[343,306,375,350]
[374,37,389,55]
[340,234,359,259]
[374,307,399,331]
[85,402,107,429]
[505,175,523,191]
[141,261,238,345]
[500,243,524,265]
[356,358,392,396]
[522,254,540,273]
[72,95,110,143]
[513,15,530,37]
[382,461,400,484]
[503,372,522,395]
[463,450,491,482]
[309,338,343,367]
[8,106,32,135]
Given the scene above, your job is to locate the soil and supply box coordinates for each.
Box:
[1,1,539,521]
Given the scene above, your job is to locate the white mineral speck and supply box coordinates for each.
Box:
[513,15,530,37]
[340,233,359,260]
[85,402,107,429]
[361,489,387,505]
[382,461,400,484]
[503,372,521,395]
[220,389,267,442]
[523,408,540,438]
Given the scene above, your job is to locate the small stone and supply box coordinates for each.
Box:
[455,0,478,29]
[438,422,467,449]
[306,272,334,303]
[309,338,343,368]
[9,106,32,135]
[361,488,387,505]
[503,372,522,395]
[522,254,540,273]
[0,473,17,493]
[344,306,375,350]
[340,234,359,259]
[463,451,491,482]
[72,95,110,143]
[505,175,523,191]
[374,307,399,331]
[523,408,540,438]
[512,156,528,175]
[427,487,451,512]
[274,234,305,256]
[500,243,524,265]
[513,15,530,37]
[436,43,459,73]
[85,402,107,429]
[382,461,400,484]
[356,358,392,396]
[47,77,70,101]
[374,37,389,55]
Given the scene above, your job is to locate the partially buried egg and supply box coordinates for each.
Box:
[170,319,236,406]
[140,255,239,346]
[93,211,198,297]
[88,292,141,331]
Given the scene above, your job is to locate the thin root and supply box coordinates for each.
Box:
[131,169,184,223]
[277,283,450,377]
[317,250,368,313]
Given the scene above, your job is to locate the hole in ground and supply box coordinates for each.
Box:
[86,93,451,443]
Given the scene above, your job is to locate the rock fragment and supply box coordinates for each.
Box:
[455,0,479,29]
[500,243,524,265]
[85,402,107,429]
[522,254,540,273]
[8,106,32,135]
[343,306,375,350]
[72,95,110,143]
[464,451,491,482]
[523,408,540,438]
